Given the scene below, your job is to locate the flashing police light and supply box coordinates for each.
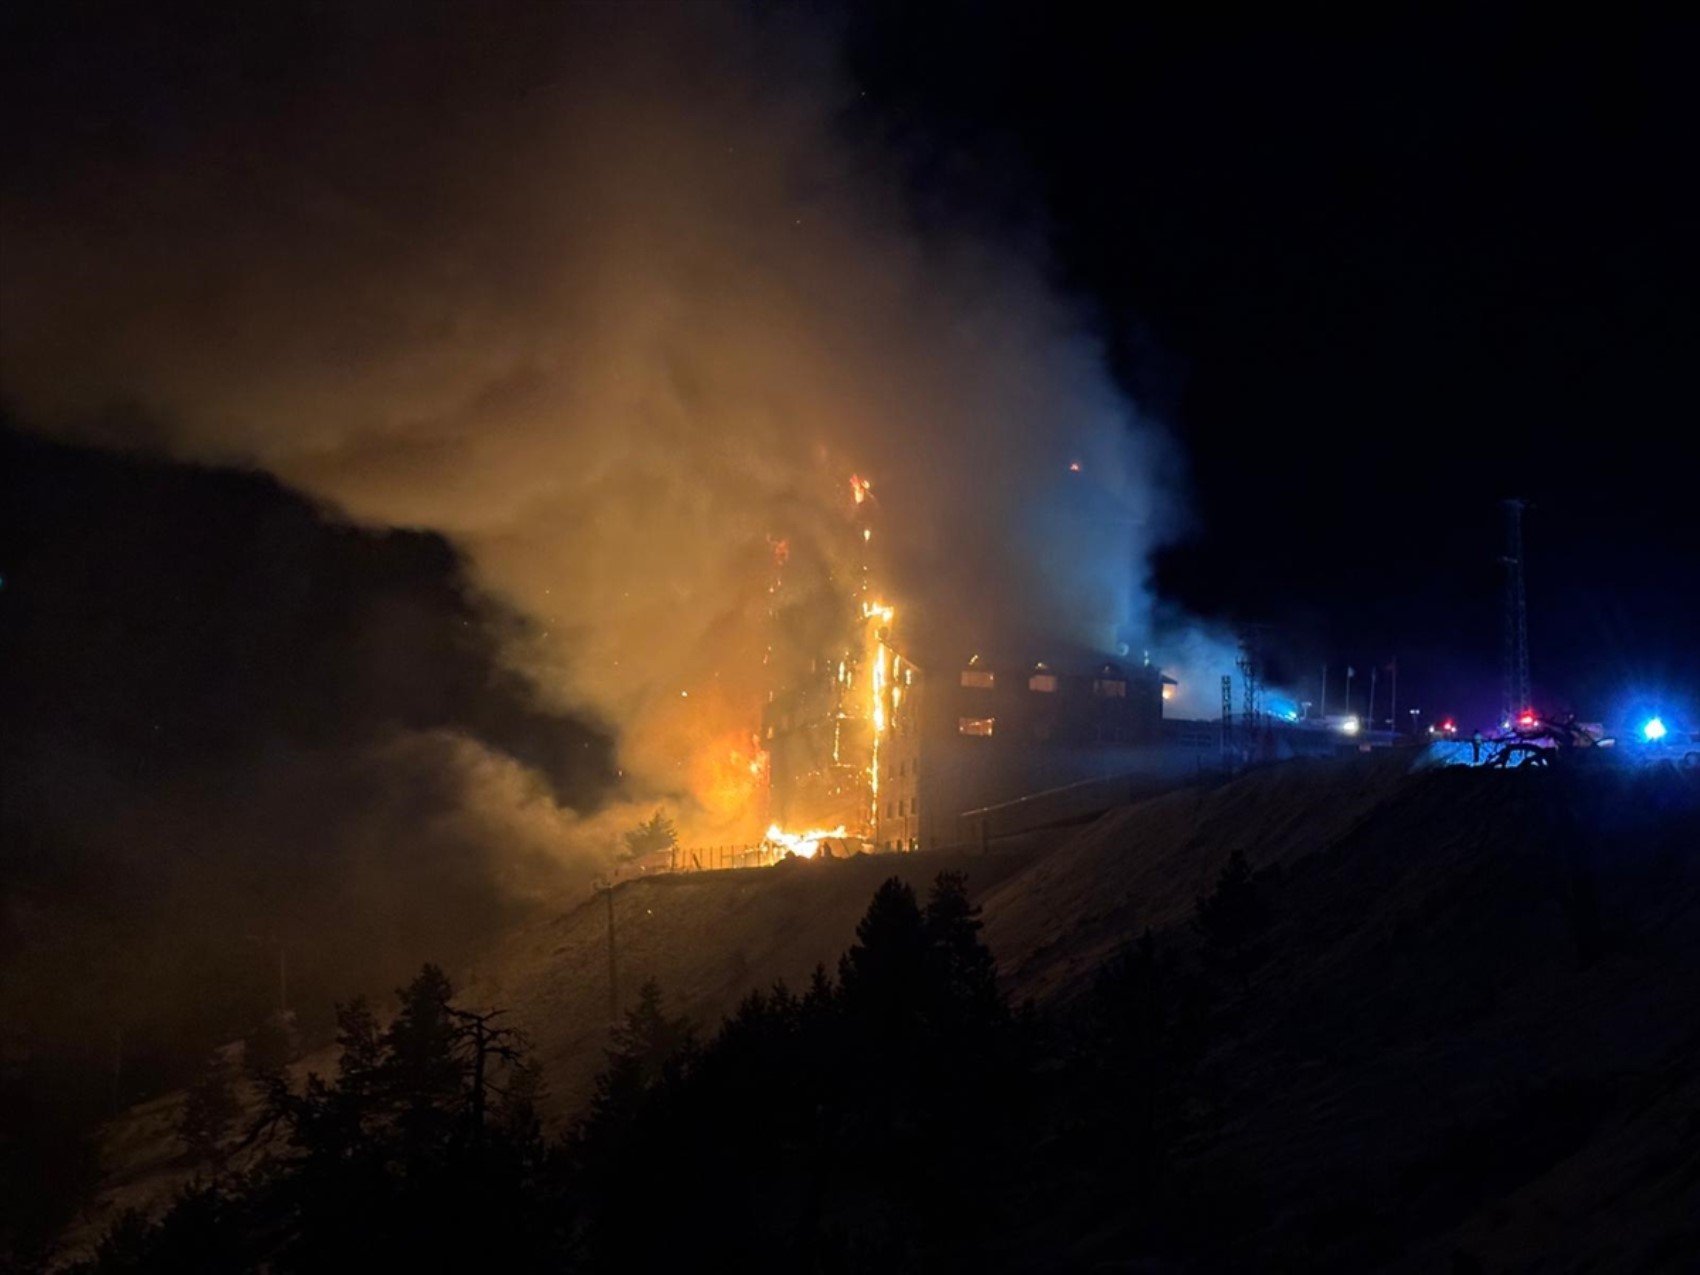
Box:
[1643,717,1668,743]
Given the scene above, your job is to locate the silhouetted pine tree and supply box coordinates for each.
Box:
[838,876,929,1033]
[380,964,465,1141]
[334,996,383,1089]
[924,870,1004,1031]
[1194,848,1269,994]
[584,978,693,1152]
[177,1050,240,1167]
[81,966,567,1272]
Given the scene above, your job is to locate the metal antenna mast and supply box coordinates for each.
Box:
[1221,675,1234,761]
[1500,499,1532,722]
[1236,624,1269,750]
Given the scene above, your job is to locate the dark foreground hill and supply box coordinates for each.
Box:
[64,754,1700,1270]
[984,754,1700,1268]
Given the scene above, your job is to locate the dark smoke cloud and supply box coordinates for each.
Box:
[0,428,615,1057]
[1,3,1238,840]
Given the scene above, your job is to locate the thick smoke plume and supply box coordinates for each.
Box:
[2,2,1228,842]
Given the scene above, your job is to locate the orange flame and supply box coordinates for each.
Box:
[764,823,848,859]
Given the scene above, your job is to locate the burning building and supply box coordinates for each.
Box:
[759,474,1180,852]
[764,633,1178,852]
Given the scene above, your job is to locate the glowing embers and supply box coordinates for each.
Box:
[764,823,848,860]
[862,599,894,628]
[850,474,872,505]
[958,716,996,737]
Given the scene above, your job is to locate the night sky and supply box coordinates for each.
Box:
[844,6,1698,728]
[4,5,1694,732]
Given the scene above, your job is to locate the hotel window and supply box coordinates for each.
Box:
[960,668,995,689]
[1028,672,1058,692]
[1093,678,1127,698]
[958,716,995,737]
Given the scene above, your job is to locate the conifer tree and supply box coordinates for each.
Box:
[1194,848,1269,994]
[178,1050,241,1167]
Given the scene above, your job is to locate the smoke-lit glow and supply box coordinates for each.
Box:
[0,2,1237,855]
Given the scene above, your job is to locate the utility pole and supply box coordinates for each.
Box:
[1367,666,1378,733]
[110,1026,124,1117]
[1500,499,1532,722]
[1319,664,1327,718]
[1345,666,1355,721]
[1389,658,1398,735]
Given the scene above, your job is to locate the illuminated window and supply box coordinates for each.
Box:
[960,668,995,689]
[1162,681,1177,701]
[958,716,995,737]
[1028,672,1058,692]
[1093,678,1127,698]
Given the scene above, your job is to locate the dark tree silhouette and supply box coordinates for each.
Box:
[924,870,1004,1028]
[72,876,1257,1273]
[443,1005,527,1143]
[837,876,929,1025]
[177,1051,240,1167]
[1193,848,1269,994]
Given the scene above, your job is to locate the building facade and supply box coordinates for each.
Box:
[765,638,1178,852]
